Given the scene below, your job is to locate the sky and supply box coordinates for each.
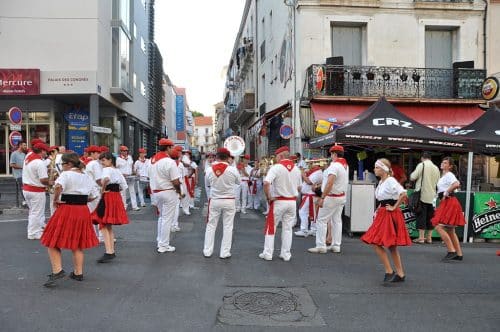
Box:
[155,0,246,116]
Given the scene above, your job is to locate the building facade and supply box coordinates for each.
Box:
[223,0,488,159]
[0,0,164,175]
[193,116,216,154]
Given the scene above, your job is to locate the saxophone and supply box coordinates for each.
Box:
[47,155,58,194]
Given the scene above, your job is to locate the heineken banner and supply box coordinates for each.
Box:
[473,192,500,239]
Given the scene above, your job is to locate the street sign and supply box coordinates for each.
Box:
[279,125,294,139]
[9,131,23,147]
[9,124,22,131]
[92,125,112,134]
[8,106,23,125]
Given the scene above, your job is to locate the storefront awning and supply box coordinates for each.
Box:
[248,102,291,138]
[310,102,483,127]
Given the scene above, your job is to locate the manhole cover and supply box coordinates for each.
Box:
[233,291,297,315]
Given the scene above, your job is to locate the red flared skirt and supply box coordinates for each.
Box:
[41,204,98,250]
[431,196,466,227]
[361,207,412,247]
[91,191,129,226]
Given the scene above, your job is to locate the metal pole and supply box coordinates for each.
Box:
[463,151,473,243]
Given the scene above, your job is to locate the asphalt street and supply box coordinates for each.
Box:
[0,192,499,332]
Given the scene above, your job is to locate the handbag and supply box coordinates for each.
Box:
[408,163,424,214]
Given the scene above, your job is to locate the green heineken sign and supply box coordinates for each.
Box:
[473,193,500,239]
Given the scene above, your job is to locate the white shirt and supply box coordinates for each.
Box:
[150,157,181,191]
[264,162,302,198]
[297,159,307,169]
[85,159,103,182]
[375,176,406,201]
[437,172,459,194]
[239,165,252,181]
[56,170,95,195]
[102,167,128,190]
[205,162,240,199]
[301,169,323,194]
[22,157,48,187]
[322,161,348,195]
[116,155,133,176]
[134,158,150,180]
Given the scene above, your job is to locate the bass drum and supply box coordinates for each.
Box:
[223,136,245,157]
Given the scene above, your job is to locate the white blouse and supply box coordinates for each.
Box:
[56,170,95,195]
[102,167,128,190]
[375,176,406,201]
[437,172,459,194]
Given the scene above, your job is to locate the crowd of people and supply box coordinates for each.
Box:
[10,138,467,288]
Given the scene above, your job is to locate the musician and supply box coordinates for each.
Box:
[22,142,52,240]
[40,152,99,286]
[247,161,262,211]
[169,148,183,233]
[259,146,302,262]
[150,139,182,253]
[134,148,150,208]
[116,145,140,211]
[203,153,215,200]
[175,146,191,216]
[295,160,323,237]
[308,145,348,254]
[236,154,252,214]
[203,148,240,258]
[93,152,129,263]
[47,146,60,216]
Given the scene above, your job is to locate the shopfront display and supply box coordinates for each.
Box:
[472,192,500,240]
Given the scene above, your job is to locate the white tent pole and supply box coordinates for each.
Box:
[463,151,473,243]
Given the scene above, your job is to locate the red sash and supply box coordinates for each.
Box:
[23,184,45,192]
[151,152,169,164]
[251,180,257,195]
[184,176,195,198]
[264,196,296,235]
[299,194,315,221]
[211,163,228,177]
[24,153,41,165]
[279,159,295,172]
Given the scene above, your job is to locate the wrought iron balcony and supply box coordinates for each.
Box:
[304,65,485,101]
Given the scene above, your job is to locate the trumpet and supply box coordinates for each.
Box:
[258,157,274,177]
[47,156,58,194]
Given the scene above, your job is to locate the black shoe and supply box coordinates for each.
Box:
[452,255,463,261]
[69,272,84,281]
[383,272,395,283]
[43,270,66,287]
[390,274,405,283]
[442,252,458,262]
[97,253,116,263]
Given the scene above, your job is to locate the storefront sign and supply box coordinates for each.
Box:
[482,76,499,101]
[0,69,40,95]
[279,125,294,139]
[9,131,23,147]
[176,95,185,131]
[8,106,23,125]
[41,71,96,94]
[64,108,90,128]
[473,192,500,238]
[65,107,90,155]
[92,126,112,134]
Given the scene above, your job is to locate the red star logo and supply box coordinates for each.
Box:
[485,198,497,209]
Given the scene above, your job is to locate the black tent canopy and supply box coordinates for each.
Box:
[309,97,471,152]
[453,107,500,155]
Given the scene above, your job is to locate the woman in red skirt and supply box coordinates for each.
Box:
[431,157,465,261]
[92,152,129,263]
[41,153,99,287]
[361,158,412,284]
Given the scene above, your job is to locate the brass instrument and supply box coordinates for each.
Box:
[47,154,59,194]
[258,157,274,177]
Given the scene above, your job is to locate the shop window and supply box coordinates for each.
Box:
[112,27,131,92]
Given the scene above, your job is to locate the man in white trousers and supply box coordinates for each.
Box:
[295,162,323,237]
[149,138,181,253]
[116,145,140,211]
[259,146,302,262]
[203,148,240,258]
[308,144,348,254]
[134,147,150,207]
[236,154,252,214]
[22,142,51,239]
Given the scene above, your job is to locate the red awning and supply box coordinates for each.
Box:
[310,102,483,127]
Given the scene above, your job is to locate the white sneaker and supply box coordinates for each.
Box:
[157,245,176,253]
[236,209,241,213]
[278,254,291,262]
[183,210,191,216]
[171,226,181,232]
[132,207,141,211]
[258,253,272,261]
[331,246,341,253]
[308,247,327,254]
[262,210,268,215]
[219,254,232,259]
[141,204,147,207]
[294,230,309,237]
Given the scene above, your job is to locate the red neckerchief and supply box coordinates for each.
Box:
[335,158,348,169]
[25,153,42,165]
[212,163,228,177]
[83,157,93,165]
[279,159,295,172]
[151,152,169,165]
[237,163,244,170]
[306,166,321,177]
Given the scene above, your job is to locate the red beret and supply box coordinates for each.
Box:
[275,146,289,155]
[174,145,184,151]
[169,149,180,159]
[30,138,43,146]
[138,148,146,153]
[49,146,59,152]
[33,142,49,152]
[119,145,129,151]
[159,138,174,146]
[242,154,251,160]
[329,144,344,153]
[217,147,230,155]
[290,155,297,161]
[100,146,110,153]
[86,145,100,153]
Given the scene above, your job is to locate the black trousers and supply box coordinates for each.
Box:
[415,202,434,230]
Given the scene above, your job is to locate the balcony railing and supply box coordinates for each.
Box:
[304,65,485,100]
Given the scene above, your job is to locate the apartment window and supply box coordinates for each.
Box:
[140,81,146,96]
[205,128,209,134]
[113,0,130,32]
[112,27,131,92]
[331,24,365,66]
[425,29,453,68]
